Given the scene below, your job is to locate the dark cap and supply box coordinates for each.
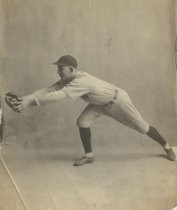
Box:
[53,55,78,68]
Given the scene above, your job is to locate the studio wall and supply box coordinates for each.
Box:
[0,0,176,145]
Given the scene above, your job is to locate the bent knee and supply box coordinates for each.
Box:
[76,117,92,128]
[137,124,150,134]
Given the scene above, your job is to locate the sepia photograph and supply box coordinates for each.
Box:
[0,0,177,209]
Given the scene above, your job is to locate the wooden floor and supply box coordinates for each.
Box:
[0,151,26,210]
[0,136,177,210]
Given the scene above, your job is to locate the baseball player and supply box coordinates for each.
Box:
[5,55,176,166]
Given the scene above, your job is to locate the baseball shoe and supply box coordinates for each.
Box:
[73,156,95,166]
[164,147,176,161]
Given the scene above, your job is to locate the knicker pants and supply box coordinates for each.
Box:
[77,89,149,134]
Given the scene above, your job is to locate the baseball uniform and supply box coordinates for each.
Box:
[35,71,149,134]
[4,54,176,163]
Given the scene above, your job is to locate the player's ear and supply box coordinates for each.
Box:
[69,67,73,72]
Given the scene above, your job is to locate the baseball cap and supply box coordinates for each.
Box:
[53,55,78,68]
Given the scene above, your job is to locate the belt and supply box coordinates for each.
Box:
[105,89,118,106]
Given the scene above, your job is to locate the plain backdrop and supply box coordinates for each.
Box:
[0,0,176,145]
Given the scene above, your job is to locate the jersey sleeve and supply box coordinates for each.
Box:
[61,79,89,100]
[49,80,64,91]
[34,90,67,106]
[34,80,63,97]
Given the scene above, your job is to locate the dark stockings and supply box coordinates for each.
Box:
[79,127,92,153]
[79,125,167,155]
[146,125,166,147]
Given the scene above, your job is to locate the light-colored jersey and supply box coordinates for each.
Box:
[55,71,118,105]
[34,71,149,134]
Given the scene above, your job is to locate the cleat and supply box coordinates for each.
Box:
[164,147,176,161]
[73,156,95,166]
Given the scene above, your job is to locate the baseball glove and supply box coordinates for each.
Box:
[5,92,22,112]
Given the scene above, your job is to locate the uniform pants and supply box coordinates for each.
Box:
[77,89,149,134]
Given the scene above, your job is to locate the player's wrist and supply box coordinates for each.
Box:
[21,95,35,107]
[22,94,37,107]
[22,93,34,101]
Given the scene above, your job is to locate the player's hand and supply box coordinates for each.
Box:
[5,92,22,113]
[14,97,32,112]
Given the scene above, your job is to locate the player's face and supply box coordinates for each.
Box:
[57,65,73,81]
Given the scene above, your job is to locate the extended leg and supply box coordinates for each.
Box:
[146,126,176,161]
[103,89,176,161]
[146,125,166,146]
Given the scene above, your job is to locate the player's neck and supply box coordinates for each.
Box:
[71,69,77,79]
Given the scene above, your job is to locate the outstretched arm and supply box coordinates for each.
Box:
[34,90,67,105]
[15,90,67,112]
[6,81,65,112]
